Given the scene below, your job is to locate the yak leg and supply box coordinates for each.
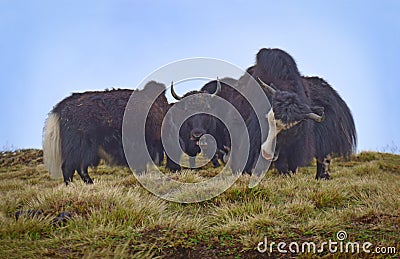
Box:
[155,151,164,166]
[189,156,196,168]
[61,162,75,185]
[288,160,298,175]
[211,155,220,168]
[166,156,181,172]
[155,143,164,166]
[150,145,164,166]
[275,157,291,176]
[77,166,94,184]
[316,155,331,180]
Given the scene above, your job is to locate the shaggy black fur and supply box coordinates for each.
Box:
[50,81,171,184]
[249,48,356,179]
[303,76,357,179]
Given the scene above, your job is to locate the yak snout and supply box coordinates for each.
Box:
[190,128,206,140]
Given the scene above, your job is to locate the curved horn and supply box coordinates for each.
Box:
[257,77,276,96]
[211,77,222,97]
[306,112,324,122]
[170,81,182,100]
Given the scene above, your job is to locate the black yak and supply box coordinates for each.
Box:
[43,81,171,184]
[253,48,356,179]
[169,80,223,168]
[199,77,240,164]
[201,75,268,174]
[171,77,265,173]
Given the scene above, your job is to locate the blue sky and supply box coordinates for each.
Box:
[0,0,399,152]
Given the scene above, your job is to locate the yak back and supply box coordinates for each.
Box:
[52,88,133,166]
[252,48,310,102]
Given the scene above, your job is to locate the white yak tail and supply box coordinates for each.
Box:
[43,112,63,179]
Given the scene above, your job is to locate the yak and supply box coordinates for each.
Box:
[200,75,267,174]
[43,81,172,185]
[167,48,355,180]
[253,48,356,179]
[199,77,241,164]
[169,81,223,168]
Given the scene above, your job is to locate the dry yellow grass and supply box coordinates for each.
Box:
[0,149,399,258]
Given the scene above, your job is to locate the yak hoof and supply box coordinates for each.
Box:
[212,160,220,168]
[84,178,94,184]
[166,163,181,172]
[316,173,330,180]
[279,171,292,177]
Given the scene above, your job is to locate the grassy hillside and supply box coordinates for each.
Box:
[0,149,399,258]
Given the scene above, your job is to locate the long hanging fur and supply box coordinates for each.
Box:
[42,112,63,179]
[303,76,357,159]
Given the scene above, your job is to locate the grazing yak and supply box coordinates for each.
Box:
[43,81,171,185]
[253,48,356,179]
[200,75,267,174]
[199,77,241,164]
[173,74,271,175]
[170,81,223,168]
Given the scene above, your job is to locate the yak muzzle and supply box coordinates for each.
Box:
[190,128,206,141]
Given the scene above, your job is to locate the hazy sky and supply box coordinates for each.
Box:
[1,0,399,153]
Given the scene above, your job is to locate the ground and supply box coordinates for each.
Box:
[0,149,399,258]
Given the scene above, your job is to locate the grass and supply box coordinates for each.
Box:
[0,149,399,258]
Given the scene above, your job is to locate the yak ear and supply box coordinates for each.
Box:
[311,106,324,116]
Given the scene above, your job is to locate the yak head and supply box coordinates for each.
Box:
[257,77,325,160]
[170,79,221,154]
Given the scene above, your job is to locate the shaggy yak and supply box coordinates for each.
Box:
[43,81,173,185]
[209,48,356,179]
[169,80,224,168]
[251,48,356,179]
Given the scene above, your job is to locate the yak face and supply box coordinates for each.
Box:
[258,78,324,160]
[180,113,215,143]
[272,91,323,133]
[179,114,217,157]
[171,80,221,156]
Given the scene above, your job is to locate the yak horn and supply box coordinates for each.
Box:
[170,81,183,100]
[257,77,276,95]
[306,112,324,122]
[211,77,222,96]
